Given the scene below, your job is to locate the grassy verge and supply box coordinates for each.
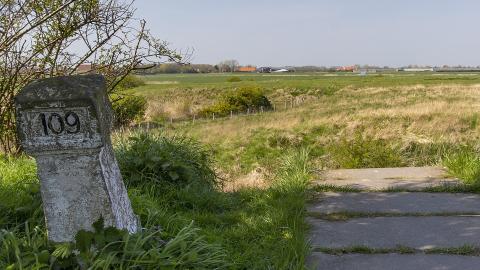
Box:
[307,211,480,221]
[314,245,480,256]
[443,146,480,186]
[0,133,312,269]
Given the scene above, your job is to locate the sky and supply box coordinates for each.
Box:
[135,0,480,67]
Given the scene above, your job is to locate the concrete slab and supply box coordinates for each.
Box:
[314,167,459,190]
[307,253,480,270]
[309,216,480,249]
[309,192,480,214]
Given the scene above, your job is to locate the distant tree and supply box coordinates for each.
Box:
[191,64,215,73]
[0,0,181,153]
[218,60,239,72]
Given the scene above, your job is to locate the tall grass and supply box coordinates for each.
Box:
[0,155,42,229]
[443,147,480,185]
[0,219,229,269]
[0,133,313,269]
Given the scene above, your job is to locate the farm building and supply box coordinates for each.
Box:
[75,63,93,74]
[237,66,257,72]
[336,66,356,72]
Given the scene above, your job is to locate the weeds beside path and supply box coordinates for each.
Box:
[0,134,312,269]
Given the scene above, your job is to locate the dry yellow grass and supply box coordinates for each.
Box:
[142,83,480,186]
[171,83,480,154]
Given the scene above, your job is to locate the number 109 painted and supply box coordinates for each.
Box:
[39,111,81,135]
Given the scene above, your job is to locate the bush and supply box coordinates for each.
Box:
[201,86,272,117]
[226,76,242,82]
[116,133,219,190]
[111,94,147,128]
[326,132,404,168]
[115,75,145,90]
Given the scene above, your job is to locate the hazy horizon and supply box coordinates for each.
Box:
[136,0,480,67]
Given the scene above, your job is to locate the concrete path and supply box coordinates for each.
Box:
[308,253,480,270]
[309,192,480,214]
[307,167,480,270]
[314,167,460,190]
[309,216,480,249]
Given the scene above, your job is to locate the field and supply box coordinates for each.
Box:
[133,72,480,188]
[3,71,480,268]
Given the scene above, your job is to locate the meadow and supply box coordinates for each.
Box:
[134,72,480,188]
[2,71,480,268]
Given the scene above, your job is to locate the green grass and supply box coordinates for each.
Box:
[137,72,480,93]
[129,72,480,187]
[315,245,480,256]
[443,147,480,185]
[307,211,480,221]
[314,245,416,255]
[425,245,480,256]
[0,134,313,269]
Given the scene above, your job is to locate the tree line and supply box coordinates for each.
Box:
[0,0,180,154]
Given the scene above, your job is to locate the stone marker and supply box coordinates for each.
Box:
[15,74,139,242]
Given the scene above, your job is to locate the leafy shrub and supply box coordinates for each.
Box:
[0,218,229,269]
[111,94,147,128]
[201,86,272,117]
[116,133,219,190]
[326,133,404,168]
[115,74,145,90]
[226,76,242,82]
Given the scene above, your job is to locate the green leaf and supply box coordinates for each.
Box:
[52,243,73,259]
[75,230,94,253]
[38,250,50,263]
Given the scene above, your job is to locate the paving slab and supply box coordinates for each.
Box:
[308,216,480,249]
[307,253,480,270]
[309,192,480,214]
[314,167,459,190]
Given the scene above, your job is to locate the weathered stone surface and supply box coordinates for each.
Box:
[307,253,480,270]
[309,192,480,214]
[308,216,480,249]
[15,75,138,242]
[314,167,459,190]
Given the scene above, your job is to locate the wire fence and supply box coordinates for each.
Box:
[129,96,309,131]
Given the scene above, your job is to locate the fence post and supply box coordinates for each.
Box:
[193,114,196,123]
[230,110,233,119]
[212,113,215,120]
